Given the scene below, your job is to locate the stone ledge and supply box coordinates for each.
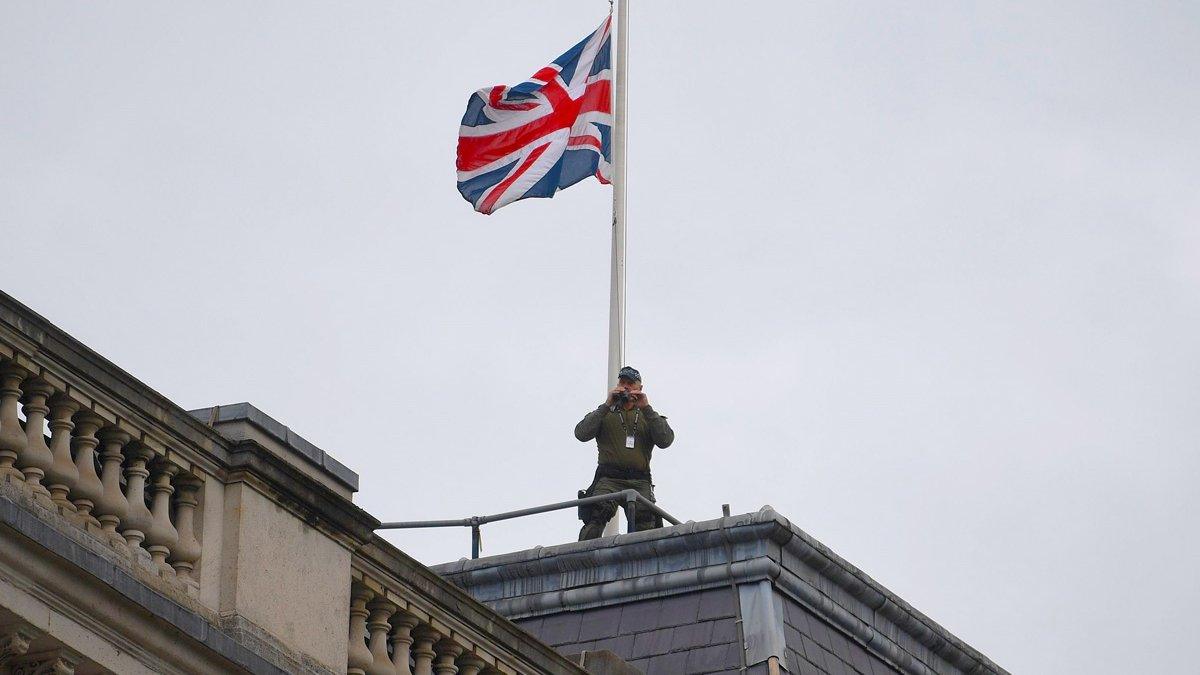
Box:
[189,402,359,493]
[226,438,379,548]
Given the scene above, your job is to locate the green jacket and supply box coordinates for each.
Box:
[574,404,674,472]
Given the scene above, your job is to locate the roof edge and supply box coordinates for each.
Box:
[432,506,1007,675]
[189,402,359,492]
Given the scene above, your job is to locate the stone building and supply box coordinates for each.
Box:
[0,289,1007,675]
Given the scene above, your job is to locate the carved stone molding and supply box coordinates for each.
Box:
[7,647,81,675]
[0,622,38,666]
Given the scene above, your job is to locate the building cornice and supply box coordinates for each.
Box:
[225,438,379,550]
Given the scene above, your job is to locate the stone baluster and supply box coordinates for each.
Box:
[43,395,79,511]
[366,598,398,675]
[433,639,463,675]
[411,626,440,675]
[68,411,104,527]
[119,443,155,551]
[0,363,29,482]
[389,610,420,675]
[144,459,180,568]
[16,378,55,499]
[455,654,487,675]
[347,584,375,675]
[170,474,203,580]
[92,428,131,546]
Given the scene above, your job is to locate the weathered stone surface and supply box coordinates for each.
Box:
[220,481,352,671]
[0,487,302,674]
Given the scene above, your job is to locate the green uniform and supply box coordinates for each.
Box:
[574,403,674,540]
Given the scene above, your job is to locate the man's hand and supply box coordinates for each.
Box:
[606,387,626,406]
[632,391,650,409]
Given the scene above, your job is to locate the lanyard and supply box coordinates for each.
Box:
[617,408,640,438]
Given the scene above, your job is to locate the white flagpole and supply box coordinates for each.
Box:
[604,0,630,537]
[607,0,629,391]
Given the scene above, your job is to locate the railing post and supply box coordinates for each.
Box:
[623,491,637,534]
[470,518,481,560]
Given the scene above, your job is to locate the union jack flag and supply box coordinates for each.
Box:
[456,17,613,214]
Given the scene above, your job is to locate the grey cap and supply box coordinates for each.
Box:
[617,366,641,382]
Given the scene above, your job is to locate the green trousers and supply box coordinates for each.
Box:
[578,476,660,541]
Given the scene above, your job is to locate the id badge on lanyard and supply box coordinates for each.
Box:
[620,409,640,450]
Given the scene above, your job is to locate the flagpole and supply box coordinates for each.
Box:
[607,0,628,392]
[603,0,630,537]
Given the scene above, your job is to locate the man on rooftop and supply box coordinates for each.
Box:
[574,366,675,540]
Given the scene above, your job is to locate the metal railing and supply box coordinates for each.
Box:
[377,490,682,559]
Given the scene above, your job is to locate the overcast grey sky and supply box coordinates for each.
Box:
[3,2,1198,673]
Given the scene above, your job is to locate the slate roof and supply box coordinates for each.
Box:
[432,507,1008,675]
[523,589,743,674]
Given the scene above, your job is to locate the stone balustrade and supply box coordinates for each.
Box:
[0,352,205,590]
[347,577,513,675]
[0,293,369,673]
[348,543,589,675]
[0,290,590,675]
